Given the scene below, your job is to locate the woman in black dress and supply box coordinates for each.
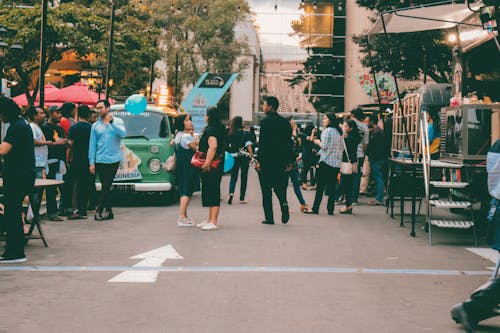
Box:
[339,119,361,214]
[196,107,226,231]
[173,113,199,227]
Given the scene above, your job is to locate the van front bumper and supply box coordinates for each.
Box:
[96,182,173,192]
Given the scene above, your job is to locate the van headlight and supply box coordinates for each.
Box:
[149,158,162,173]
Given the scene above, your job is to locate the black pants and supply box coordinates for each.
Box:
[62,166,74,214]
[464,278,500,323]
[258,170,288,222]
[95,162,119,214]
[201,169,223,207]
[46,161,64,218]
[312,162,339,214]
[73,165,92,216]
[229,157,249,201]
[300,156,315,185]
[3,174,35,258]
[88,173,97,210]
[343,173,354,207]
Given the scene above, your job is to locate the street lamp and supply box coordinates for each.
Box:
[0,25,23,97]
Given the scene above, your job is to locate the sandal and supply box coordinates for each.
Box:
[300,204,313,213]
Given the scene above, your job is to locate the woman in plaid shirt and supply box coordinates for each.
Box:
[307,113,343,215]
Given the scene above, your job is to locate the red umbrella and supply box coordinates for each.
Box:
[12,84,60,106]
[52,82,115,106]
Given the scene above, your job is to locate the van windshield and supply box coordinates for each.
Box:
[111,111,169,139]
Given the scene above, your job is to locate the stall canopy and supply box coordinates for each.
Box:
[367,1,484,35]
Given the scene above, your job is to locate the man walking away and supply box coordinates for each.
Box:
[366,115,386,206]
[26,106,50,225]
[0,97,35,263]
[255,96,294,225]
[351,108,369,205]
[67,105,93,220]
[89,100,126,221]
[41,106,68,221]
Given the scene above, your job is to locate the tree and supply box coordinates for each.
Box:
[0,2,108,105]
[354,0,455,84]
[150,0,250,102]
[0,0,161,104]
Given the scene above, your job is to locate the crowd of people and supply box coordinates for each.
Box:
[173,96,390,230]
[0,96,125,263]
[0,93,391,262]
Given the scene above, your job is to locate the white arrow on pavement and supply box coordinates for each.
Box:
[108,244,183,283]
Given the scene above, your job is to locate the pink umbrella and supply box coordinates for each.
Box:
[51,82,115,106]
[12,84,60,106]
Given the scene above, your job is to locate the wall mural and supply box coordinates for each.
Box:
[355,72,397,104]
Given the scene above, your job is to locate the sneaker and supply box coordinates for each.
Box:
[227,194,234,205]
[177,217,195,227]
[201,222,219,231]
[67,213,88,220]
[196,220,210,228]
[0,256,27,263]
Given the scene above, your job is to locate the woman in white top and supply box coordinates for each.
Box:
[172,114,199,226]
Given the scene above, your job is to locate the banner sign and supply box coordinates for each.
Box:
[181,72,239,134]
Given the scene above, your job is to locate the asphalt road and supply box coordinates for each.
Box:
[0,171,498,333]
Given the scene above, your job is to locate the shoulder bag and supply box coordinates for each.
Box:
[340,138,358,175]
[191,151,222,170]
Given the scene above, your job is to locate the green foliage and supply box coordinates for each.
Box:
[150,0,250,102]
[0,0,160,104]
[355,0,454,84]
[0,2,108,105]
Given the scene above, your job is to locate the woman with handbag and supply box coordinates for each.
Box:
[226,116,254,205]
[172,113,199,227]
[194,106,226,231]
[339,119,361,215]
[307,113,343,215]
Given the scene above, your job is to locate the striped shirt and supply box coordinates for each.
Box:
[318,127,343,168]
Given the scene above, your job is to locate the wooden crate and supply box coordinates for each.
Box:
[392,93,421,161]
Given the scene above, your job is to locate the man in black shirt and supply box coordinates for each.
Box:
[67,106,93,219]
[256,96,294,224]
[42,106,68,221]
[366,115,386,205]
[0,97,35,263]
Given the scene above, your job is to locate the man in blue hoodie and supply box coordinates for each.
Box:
[89,100,126,221]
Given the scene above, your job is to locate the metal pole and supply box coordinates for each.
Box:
[423,46,427,84]
[381,14,414,159]
[105,0,115,102]
[39,0,48,107]
[148,59,154,100]
[365,35,383,114]
[174,53,179,101]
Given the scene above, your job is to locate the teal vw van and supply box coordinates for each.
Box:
[95,105,176,202]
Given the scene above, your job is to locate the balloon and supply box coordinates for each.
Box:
[224,152,235,173]
[125,94,147,115]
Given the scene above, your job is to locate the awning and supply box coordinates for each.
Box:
[367,1,483,35]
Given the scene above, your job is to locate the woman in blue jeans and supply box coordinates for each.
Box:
[227,116,254,205]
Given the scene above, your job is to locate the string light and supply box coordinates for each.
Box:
[203,5,207,13]
[237,5,241,12]
[313,1,318,10]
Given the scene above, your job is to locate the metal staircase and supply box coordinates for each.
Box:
[420,114,477,246]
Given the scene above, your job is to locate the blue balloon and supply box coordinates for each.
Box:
[125,94,147,115]
[224,152,235,173]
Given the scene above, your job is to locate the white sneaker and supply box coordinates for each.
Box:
[177,217,195,227]
[201,222,219,231]
[196,220,210,228]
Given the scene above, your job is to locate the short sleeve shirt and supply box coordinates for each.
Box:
[68,121,92,166]
[30,122,48,168]
[3,118,35,177]
[42,122,67,161]
[175,132,195,150]
[199,125,225,155]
